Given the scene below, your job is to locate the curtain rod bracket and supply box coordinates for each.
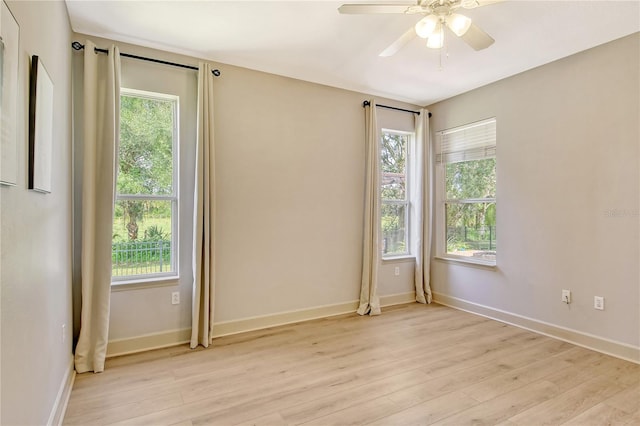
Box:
[71,41,221,77]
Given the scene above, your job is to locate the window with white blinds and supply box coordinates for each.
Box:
[438,118,497,265]
[437,118,496,164]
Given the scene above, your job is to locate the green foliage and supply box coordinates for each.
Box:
[445,158,497,254]
[445,159,496,228]
[117,94,175,241]
[381,202,407,255]
[446,225,496,253]
[113,200,172,240]
[118,95,174,196]
[446,158,495,200]
[381,132,407,201]
[381,211,399,233]
[144,225,167,241]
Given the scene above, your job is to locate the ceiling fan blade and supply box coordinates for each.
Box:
[460,22,494,50]
[338,4,412,14]
[379,27,416,57]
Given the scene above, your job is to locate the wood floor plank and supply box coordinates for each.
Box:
[561,402,634,426]
[431,380,560,426]
[622,409,640,425]
[508,376,624,425]
[277,369,431,424]
[63,303,639,426]
[64,391,184,425]
[235,411,287,426]
[459,350,572,402]
[366,391,479,426]
[603,383,640,414]
[299,396,402,426]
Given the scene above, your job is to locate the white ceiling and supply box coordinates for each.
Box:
[65,0,640,106]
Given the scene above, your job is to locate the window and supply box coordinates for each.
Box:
[381,130,412,257]
[112,89,179,281]
[438,118,496,264]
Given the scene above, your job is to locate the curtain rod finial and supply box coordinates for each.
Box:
[363,100,371,107]
[71,41,84,51]
[212,69,221,77]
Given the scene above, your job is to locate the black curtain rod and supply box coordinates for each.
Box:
[71,42,221,76]
[363,100,431,118]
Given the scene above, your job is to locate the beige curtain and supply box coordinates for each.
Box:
[74,41,120,373]
[191,62,216,348]
[413,109,433,304]
[357,100,381,316]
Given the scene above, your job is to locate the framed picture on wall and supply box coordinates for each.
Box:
[28,55,54,193]
[0,0,20,186]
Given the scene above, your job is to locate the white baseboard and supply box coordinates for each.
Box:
[380,292,418,307]
[211,300,360,338]
[47,357,75,426]
[212,292,416,338]
[107,328,192,358]
[107,292,417,357]
[433,292,640,364]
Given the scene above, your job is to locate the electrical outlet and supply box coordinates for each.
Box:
[394,266,400,276]
[594,296,604,310]
[171,291,180,305]
[562,289,571,304]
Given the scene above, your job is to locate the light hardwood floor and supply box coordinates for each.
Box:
[63,303,640,425]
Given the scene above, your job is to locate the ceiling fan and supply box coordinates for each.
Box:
[338,0,501,56]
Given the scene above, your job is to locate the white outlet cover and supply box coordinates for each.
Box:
[594,296,604,310]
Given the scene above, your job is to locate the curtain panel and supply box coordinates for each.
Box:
[191,62,216,348]
[74,41,120,373]
[357,100,382,316]
[414,109,433,304]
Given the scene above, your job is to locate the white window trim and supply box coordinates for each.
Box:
[112,88,180,284]
[436,118,497,267]
[434,255,497,269]
[380,129,414,259]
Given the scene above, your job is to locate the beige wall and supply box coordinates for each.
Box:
[213,65,418,322]
[1,1,74,424]
[428,33,639,349]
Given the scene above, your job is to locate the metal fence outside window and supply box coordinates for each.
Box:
[447,225,497,252]
[112,240,172,277]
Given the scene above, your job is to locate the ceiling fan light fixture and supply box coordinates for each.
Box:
[415,15,439,38]
[426,25,444,49]
[447,13,472,36]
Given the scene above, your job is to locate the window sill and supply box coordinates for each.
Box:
[111,275,180,292]
[382,255,415,263]
[434,255,497,270]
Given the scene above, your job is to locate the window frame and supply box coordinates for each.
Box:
[112,88,180,284]
[380,128,414,260]
[437,118,496,266]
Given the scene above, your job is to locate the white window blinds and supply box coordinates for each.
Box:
[437,118,496,164]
